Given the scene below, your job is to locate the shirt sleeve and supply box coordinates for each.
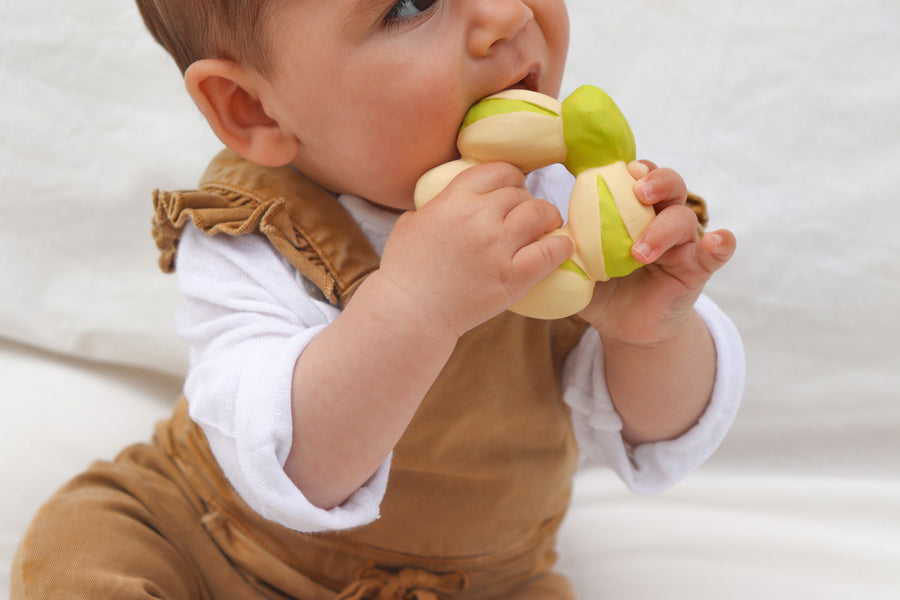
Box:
[527,163,745,493]
[562,294,746,494]
[174,223,390,532]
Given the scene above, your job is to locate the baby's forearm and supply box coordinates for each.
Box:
[602,310,716,445]
[284,270,458,510]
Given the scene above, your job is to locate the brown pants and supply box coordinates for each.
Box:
[11,405,575,600]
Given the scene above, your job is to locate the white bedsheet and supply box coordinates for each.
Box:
[2,0,899,597]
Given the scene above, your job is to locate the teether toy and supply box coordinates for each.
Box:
[414,85,654,320]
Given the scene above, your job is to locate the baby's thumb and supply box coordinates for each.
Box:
[698,229,737,273]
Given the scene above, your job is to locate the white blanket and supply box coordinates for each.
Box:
[2,0,899,597]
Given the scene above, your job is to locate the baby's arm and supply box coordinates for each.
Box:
[285,163,573,509]
[578,162,738,445]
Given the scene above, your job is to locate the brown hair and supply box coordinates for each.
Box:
[135,0,276,75]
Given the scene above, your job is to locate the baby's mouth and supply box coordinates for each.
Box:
[508,70,540,93]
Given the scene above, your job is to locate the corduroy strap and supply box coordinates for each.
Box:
[151,149,380,308]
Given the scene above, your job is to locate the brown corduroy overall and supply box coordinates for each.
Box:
[11,150,592,600]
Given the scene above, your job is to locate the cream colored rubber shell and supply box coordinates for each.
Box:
[568,162,654,282]
[457,112,566,173]
[508,248,594,319]
[481,88,562,108]
[456,91,566,174]
[414,158,479,210]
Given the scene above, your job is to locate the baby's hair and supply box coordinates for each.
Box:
[135,0,276,75]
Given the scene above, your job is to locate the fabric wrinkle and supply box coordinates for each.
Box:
[336,563,469,600]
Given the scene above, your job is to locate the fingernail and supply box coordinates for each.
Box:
[629,161,651,179]
[634,180,654,202]
[711,232,732,258]
[632,242,653,263]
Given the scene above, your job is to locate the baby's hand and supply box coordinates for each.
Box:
[579,161,737,345]
[379,162,574,337]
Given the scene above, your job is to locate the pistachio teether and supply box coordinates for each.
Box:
[414,85,654,320]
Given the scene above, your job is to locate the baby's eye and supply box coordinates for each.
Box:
[384,0,439,23]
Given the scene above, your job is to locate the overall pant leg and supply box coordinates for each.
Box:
[10,441,261,600]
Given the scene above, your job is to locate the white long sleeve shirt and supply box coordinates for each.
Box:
[173,164,745,533]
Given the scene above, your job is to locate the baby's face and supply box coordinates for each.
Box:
[257,0,569,210]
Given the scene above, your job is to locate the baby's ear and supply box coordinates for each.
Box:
[184,59,299,167]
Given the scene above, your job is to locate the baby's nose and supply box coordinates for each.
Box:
[465,0,535,57]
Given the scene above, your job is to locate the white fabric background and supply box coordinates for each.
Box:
[1,0,898,598]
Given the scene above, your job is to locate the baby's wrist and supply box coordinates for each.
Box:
[597,306,701,352]
[360,269,462,344]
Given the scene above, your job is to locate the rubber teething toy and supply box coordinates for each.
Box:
[414,85,655,320]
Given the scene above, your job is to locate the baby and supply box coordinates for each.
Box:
[11,1,744,598]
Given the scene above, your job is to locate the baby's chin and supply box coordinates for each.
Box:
[355,182,419,213]
[352,139,461,212]
[299,163,417,212]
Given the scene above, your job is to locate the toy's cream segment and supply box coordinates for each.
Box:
[507,239,594,319]
[568,162,651,282]
[414,159,480,210]
[414,85,654,320]
[457,91,566,173]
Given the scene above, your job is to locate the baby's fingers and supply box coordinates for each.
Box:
[635,169,688,212]
[695,229,737,275]
[450,161,527,200]
[628,161,688,212]
[503,197,564,246]
[510,234,575,293]
[632,205,700,264]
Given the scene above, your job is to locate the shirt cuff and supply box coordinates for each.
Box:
[191,325,391,533]
[563,294,745,494]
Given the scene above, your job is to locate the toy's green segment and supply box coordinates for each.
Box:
[562,85,636,176]
[461,98,559,131]
[559,258,589,280]
[597,176,644,278]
